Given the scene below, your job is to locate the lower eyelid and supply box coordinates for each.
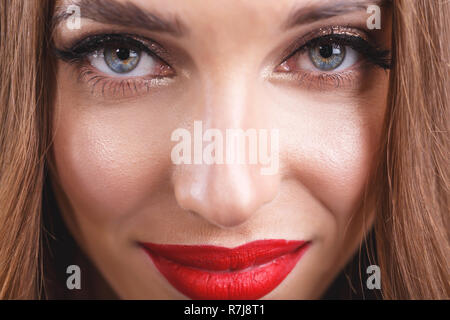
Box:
[73,61,174,99]
[271,57,372,91]
[276,70,363,91]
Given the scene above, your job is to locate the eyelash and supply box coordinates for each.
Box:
[54,31,391,97]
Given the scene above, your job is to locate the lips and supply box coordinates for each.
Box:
[141,239,310,300]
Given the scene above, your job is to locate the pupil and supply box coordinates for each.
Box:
[319,45,333,58]
[116,48,130,61]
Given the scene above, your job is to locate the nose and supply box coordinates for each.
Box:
[171,73,280,229]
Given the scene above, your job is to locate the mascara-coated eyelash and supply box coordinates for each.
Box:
[278,33,391,71]
[54,33,170,65]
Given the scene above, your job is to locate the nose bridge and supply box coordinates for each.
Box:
[203,65,254,129]
[172,72,280,229]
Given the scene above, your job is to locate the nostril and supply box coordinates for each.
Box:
[206,211,253,229]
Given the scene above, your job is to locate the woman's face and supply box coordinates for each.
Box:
[51,0,391,299]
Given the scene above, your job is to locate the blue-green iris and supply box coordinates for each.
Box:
[309,44,346,71]
[104,47,141,74]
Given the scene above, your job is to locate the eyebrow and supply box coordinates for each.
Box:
[53,0,388,36]
[284,0,388,29]
[53,0,186,36]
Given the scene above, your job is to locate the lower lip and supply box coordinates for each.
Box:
[141,239,310,300]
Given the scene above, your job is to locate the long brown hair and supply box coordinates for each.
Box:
[0,0,448,299]
[0,0,54,298]
[373,0,449,299]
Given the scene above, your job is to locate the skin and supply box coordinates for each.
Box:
[51,0,391,299]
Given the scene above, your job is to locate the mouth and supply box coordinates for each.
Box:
[140,239,310,300]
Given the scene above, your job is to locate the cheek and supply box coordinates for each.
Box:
[52,105,171,225]
[276,92,385,223]
[301,117,377,215]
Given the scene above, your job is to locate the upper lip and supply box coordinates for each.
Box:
[140,239,308,271]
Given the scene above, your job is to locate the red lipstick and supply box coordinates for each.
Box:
[141,239,310,300]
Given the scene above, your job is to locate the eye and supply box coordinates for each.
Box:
[279,41,360,73]
[88,46,161,77]
[53,34,177,97]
